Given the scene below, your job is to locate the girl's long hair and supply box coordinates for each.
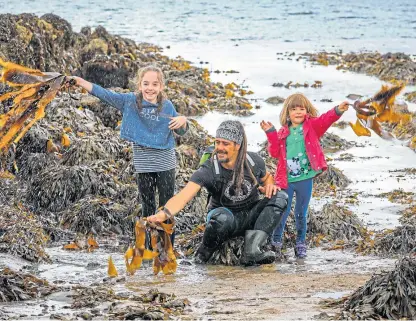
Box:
[213,121,257,194]
[135,65,167,113]
[279,93,319,126]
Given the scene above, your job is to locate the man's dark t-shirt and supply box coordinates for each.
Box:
[190,152,266,212]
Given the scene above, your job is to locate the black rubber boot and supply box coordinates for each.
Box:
[241,230,276,266]
[194,243,217,264]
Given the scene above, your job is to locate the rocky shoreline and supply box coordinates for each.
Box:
[1,13,416,320]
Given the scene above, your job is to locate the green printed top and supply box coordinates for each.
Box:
[286,124,321,182]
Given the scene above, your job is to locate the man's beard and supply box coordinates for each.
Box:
[217,157,229,163]
[216,151,229,163]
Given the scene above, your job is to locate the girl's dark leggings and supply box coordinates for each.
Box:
[136,168,176,244]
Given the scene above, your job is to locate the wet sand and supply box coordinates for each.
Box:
[140,269,369,320]
[1,245,396,319]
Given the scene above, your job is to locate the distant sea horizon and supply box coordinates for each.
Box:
[1,0,416,54]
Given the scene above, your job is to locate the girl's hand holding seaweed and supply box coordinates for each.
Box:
[337,101,349,112]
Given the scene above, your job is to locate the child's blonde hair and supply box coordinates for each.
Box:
[136,65,166,112]
[279,93,319,126]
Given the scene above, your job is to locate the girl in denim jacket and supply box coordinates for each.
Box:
[71,66,187,234]
[260,93,349,259]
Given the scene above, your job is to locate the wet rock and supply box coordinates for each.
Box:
[79,95,123,129]
[377,189,414,204]
[304,51,416,84]
[265,96,285,105]
[0,13,83,73]
[86,262,101,270]
[77,312,93,320]
[404,91,416,103]
[142,311,165,320]
[332,121,349,129]
[50,313,69,320]
[82,54,136,89]
[320,132,354,154]
[231,109,255,116]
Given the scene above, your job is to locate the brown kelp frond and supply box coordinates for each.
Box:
[372,83,405,106]
[350,83,411,138]
[0,59,74,155]
[0,58,43,84]
[125,218,177,275]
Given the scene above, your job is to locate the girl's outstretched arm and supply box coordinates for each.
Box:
[310,101,349,138]
[72,76,93,92]
[261,120,280,159]
[71,76,128,112]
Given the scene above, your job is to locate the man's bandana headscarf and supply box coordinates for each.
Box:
[216,120,243,145]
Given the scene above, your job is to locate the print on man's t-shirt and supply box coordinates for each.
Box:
[223,179,254,202]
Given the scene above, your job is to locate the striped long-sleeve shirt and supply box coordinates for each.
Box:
[133,124,188,173]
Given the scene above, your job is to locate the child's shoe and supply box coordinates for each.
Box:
[294,242,307,259]
[271,242,285,262]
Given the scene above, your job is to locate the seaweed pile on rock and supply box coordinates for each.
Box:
[68,286,190,320]
[0,268,59,302]
[275,201,366,251]
[0,204,50,263]
[308,202,367,247]
[357,204,416,257]
[322,256,416,320]
[0,13,255,118]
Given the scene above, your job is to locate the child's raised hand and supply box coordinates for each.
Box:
[260,120,274,132]
[338,101,350,112]
[169,116,186,129]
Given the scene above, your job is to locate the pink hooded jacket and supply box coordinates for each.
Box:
[266,108,342,189]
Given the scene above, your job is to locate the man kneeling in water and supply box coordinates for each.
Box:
[147,120,288,265]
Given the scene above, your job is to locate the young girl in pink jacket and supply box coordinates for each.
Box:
[260,93,349,259]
